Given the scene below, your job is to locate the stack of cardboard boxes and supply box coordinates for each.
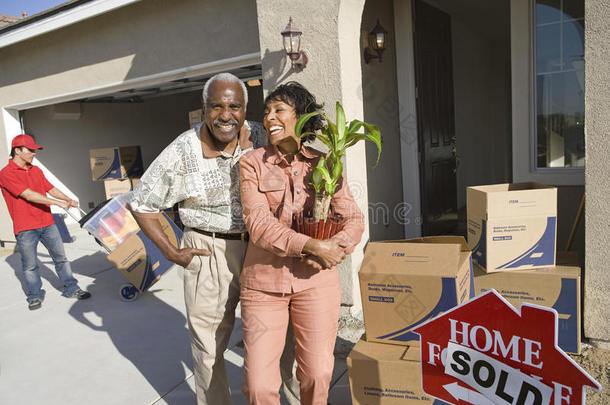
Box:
[348,236,473,404]
[467,183,581,354]
[347,182,582,404]
[89,146,144,199]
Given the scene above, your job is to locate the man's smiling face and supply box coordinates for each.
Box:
[203,81,246,146]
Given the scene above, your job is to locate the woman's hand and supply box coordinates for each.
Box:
[303,238,346,269]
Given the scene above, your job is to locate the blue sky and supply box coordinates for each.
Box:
[0,0,67,17]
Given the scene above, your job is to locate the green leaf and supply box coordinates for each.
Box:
[362,122,382,166]
[310,157,325,193]
[347,119,364,135]
[343,123,382,166]
[319,164,333,184]
[315,133,333,149]
[295,111,323,139]
[331,159,343,182]
[325,182,337,196]
[336,102,346,145]
[326,120,339,149]
[299,131,317,140]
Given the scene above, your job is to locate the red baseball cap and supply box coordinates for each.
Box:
[11,134,43,150]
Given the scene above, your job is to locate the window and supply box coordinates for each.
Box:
[534,0,584,168]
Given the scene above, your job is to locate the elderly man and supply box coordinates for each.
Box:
[130,73,299,404]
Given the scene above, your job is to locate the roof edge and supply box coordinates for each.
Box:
[0,0,141,49]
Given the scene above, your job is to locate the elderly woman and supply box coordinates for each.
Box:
[239,81,364,404]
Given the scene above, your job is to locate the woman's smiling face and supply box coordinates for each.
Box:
[263,98,300,151]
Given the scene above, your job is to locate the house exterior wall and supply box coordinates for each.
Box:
[584,0,610,343]
[256,0,369,312]
[0,0,259,108]
[0,0,261,241]
[361,0,405,242]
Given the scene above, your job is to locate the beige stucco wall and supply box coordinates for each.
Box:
[0,0,261,241]
[0,0,259,108]
[255,0,368,311]
[361,0,405,242]
[584,0,610,343]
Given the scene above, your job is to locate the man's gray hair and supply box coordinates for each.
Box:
[202,73,248,108]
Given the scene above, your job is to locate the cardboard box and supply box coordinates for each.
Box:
[106,213,182,292]
[467,183,557,272]
[103,178,140,200]
[359,236,474,347]
[473,264,581,353]
[89,146,144,181]
[347,339,449,405]
[188,109,203,127]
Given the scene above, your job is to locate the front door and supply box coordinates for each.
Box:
[413,0,458,236]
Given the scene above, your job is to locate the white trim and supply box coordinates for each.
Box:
[511,0,584,185]
[0,0,141,49]
[1,108,22,151]
[6,52,261,110]
[0,108,21,242]
[394,0,422,238]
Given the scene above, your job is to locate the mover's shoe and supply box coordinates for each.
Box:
[71,290,91,300]
[28,299,42,310]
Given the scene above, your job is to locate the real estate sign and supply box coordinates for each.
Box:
[412,290,600,405]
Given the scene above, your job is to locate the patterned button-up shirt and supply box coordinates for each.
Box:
[130,120,267,233]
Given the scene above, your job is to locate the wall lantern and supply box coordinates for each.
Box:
[364,19,388,64]
[281,17,308,69]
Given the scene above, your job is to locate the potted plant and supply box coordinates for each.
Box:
[293,101,381,239]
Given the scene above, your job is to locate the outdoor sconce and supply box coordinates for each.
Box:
[281,17,308,70]
[364,19,388,64]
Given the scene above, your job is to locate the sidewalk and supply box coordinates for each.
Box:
[0,227,357,405]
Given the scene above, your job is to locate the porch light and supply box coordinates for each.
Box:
[364,19,388,64]
[281,17,308,70]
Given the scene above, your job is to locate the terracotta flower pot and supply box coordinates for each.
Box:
[293,212,345,240]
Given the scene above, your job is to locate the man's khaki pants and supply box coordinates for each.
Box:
[182,230,300,405]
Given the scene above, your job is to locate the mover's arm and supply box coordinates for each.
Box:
[20,188,70,209]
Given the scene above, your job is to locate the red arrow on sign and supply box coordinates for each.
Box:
[412,289,600,405]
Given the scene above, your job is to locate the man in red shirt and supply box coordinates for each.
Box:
[0,134,91,310]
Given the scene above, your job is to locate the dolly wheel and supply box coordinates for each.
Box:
[119,284,139,301]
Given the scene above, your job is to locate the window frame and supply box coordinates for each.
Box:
[532,0,585,173]
[511,0,584,186]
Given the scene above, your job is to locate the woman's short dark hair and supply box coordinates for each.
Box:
[10,147,20,158]
[264,81,324,142]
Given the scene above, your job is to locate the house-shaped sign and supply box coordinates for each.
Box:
[413,290,600,405]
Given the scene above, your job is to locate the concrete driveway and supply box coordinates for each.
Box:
[0,227,354,405]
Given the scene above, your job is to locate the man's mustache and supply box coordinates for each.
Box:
[213,120,238,126]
